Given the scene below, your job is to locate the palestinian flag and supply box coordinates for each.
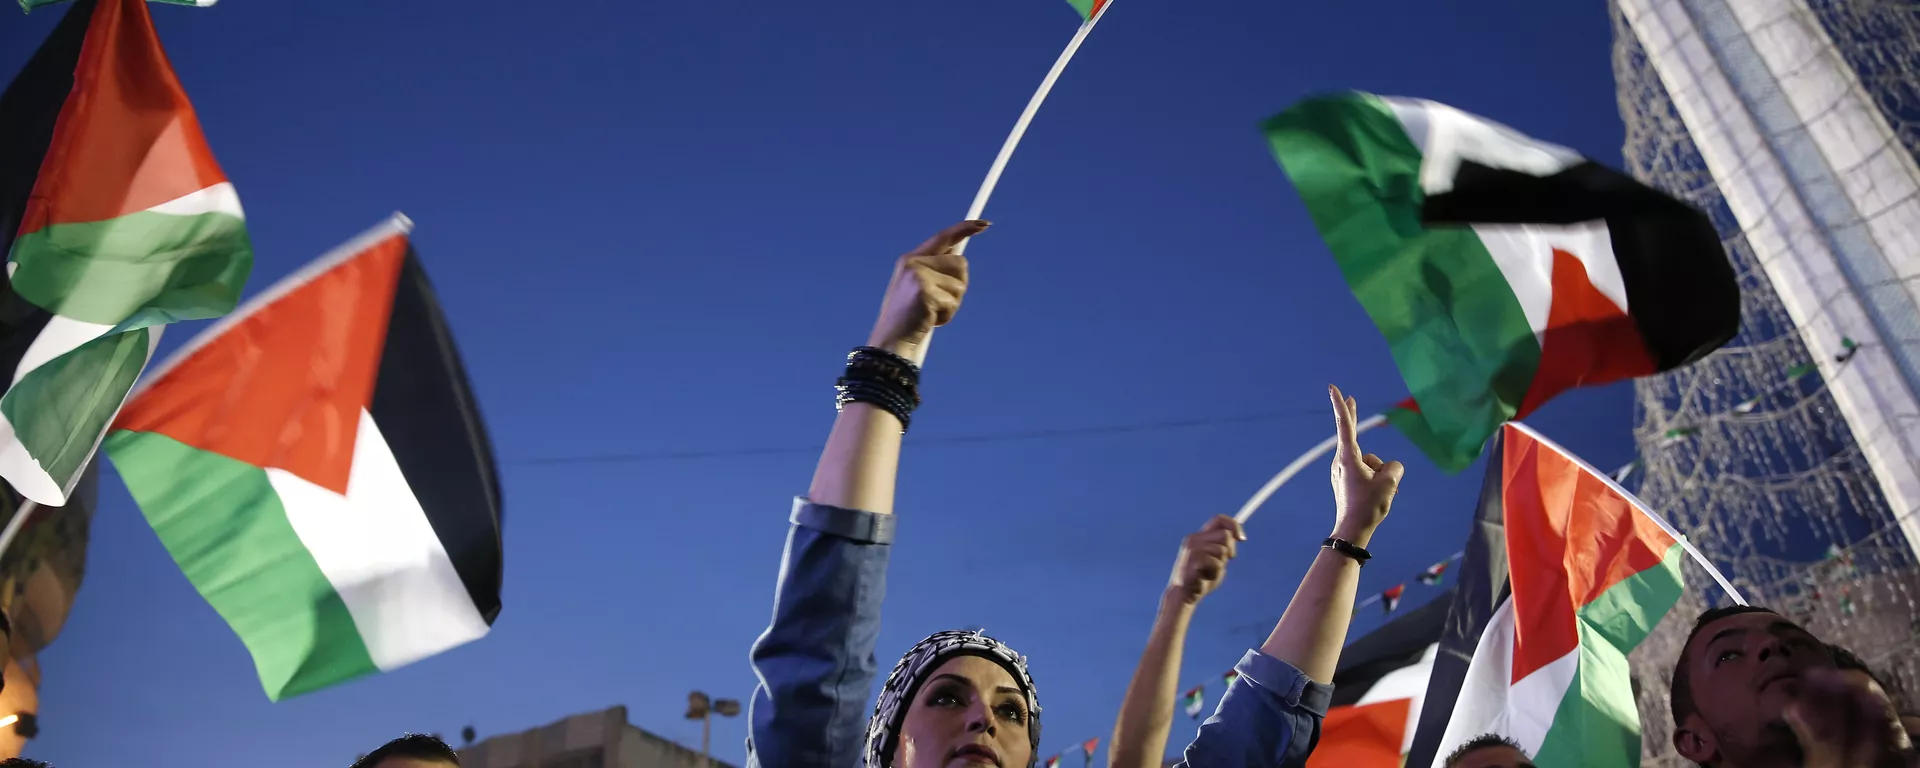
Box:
[1306,587,1450,768]
[0,0,251,506]
[1180,685,1205,719]
[1063,0,1108,22]
[1222,669,1239,686]
[1404,423,1690,768]
[1267,93,1736,471]
[1418,560,1449,586]
[1045,757,1060,768]
[1380,584,1405,614]
[102,215,502,700]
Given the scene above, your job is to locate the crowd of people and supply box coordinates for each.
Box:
[360,221,1906,767]
[25,222,1920,768]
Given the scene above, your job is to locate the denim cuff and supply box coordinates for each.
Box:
[1235,649,1334,716]
[791,497,897,545]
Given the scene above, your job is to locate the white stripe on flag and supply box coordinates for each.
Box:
[1356,643,1439,753]
[1426,599,1579,767]
[1379,97,1583,197]
[1470,220,1630,344]
[267,409,488,671]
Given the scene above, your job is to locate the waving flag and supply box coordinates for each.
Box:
[1308,590,1451,768]
[103,215,501,700]
[1379,584,1406,614]
[1062,0,1108,21]
[1180,686,1205,719]
[1418,561,1449,586]
[1405,423,1693,768]
[0,0,252,506]
[1268,93,1736,471]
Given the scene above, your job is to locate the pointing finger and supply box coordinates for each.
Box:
[912,220,991,256]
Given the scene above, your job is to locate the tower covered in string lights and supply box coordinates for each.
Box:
[1609,1,1920,764]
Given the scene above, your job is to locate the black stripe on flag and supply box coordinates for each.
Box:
[1330,585,1453,708]
[0,0,92,379]
[1404,429,1513,768]
[368,245,504,624]
[1421,160,1739,372]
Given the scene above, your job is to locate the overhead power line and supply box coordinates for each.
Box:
[513,408,1331,467]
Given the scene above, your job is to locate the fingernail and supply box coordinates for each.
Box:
[974,220,992,227]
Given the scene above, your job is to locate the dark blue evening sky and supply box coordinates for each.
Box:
[4,2,1635,766]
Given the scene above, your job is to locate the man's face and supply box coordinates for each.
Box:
[1451,744,1534,768]
[1676,612,1834,764]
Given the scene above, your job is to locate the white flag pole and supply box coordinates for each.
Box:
[1233,414,1387,525]
[0,500,40,570]
[921,4,1116,363]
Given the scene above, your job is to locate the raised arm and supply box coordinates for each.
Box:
[1174,385,1403,768]
[1259,385,1400,681]
[1108,515,1243,768]
[745,221,986,768]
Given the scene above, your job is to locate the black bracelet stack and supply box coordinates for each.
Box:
[836,346,921,432]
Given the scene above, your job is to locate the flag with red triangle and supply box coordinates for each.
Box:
[1269,93,1737,471]
[0,0,253,506]
[1417,560,1448,586]
[1181,685,1205,719]
[103,215,502,701]
[1380,584,1405,614]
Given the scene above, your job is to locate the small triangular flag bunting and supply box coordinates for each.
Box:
[1181,685,1205,718]
[1382,584,1405,614]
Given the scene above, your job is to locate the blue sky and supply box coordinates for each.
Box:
[2,1,1638,765]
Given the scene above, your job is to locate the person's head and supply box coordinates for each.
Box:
[867,630,1041,768]
[1443,734,1533,768]
[349,734,459,768]
[1670,605,1833,767]
[0,759,49,768]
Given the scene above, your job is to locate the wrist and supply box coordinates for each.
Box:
[1160,586,1201,614]
[1329,519,1378,549]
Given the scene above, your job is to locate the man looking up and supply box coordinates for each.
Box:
[1671,605,1913,768]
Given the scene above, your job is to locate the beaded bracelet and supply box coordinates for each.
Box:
[837,347,921,432]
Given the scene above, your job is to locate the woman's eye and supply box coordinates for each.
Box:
[997,705,1027,723]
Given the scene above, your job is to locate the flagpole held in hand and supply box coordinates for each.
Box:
[924,3,1116,362]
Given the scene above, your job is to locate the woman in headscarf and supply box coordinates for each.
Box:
[744,220,1043,768]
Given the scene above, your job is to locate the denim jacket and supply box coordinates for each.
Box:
[746,499,894,767]
[1171,649,1333,767]
[743,498,1330,767]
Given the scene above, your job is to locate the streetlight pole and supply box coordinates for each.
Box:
[685,690,740,766]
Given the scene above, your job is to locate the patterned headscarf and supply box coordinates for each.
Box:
[865,629,1042,768]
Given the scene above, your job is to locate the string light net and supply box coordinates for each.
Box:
[1609,1,1920,763]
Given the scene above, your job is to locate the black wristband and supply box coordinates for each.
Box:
[1322,537,1371,564]
[836,347,920,432]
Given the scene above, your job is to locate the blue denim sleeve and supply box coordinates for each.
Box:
[1170,650,1334,768]
[745,498,897,768]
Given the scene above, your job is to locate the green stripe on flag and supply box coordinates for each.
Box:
[1531,543,1686,768]
[1063,0,1097,21]
[9,210,252,326]
[0,326,152,496]
[104,430,380,700]
[1265,92,1539,470]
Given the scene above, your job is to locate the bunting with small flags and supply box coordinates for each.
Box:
[1181,685,1205,718]
[1417,561,1448,586]
[1380,584,1405,614]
